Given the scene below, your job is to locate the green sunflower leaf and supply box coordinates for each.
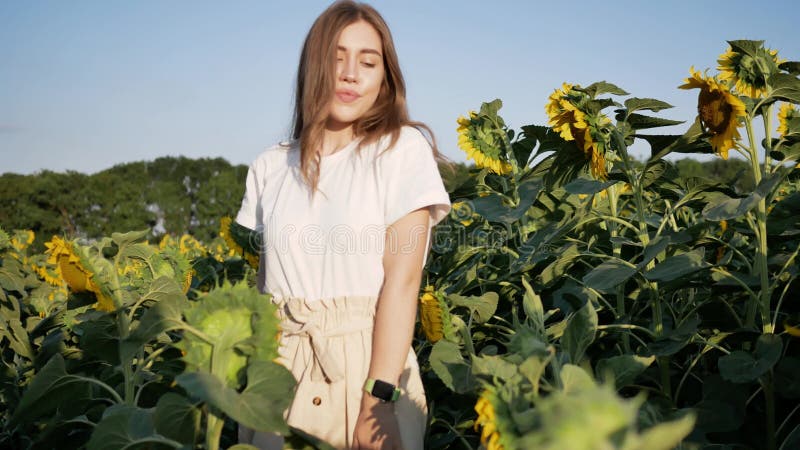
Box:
[564,178,618,195]
[702,171,785,221]
[87,404,183,450]
[521,277,545,340]
[640,118,713,162]
[478,98,503,119]
[562,300,597,364]
[779,61,800,76]
[635,413,696,450]
[623,98,674,114]
[154,393,201,445]
[624,113,684,130]
[429,339,474,393]
[560,364,596,394]
[727,39,765,57]
[111,229,150,248]
[9,353,93,426]
[769,73,800,104]
[718,334,782,383]
[644,249,710,282]
[596,355,655,389]
[176,361,294,434]
[582,81,629,98]
[448,291,498,324]
[582,260,637,292]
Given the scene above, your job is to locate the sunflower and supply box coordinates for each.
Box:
[419,285,451,343]
[451,201,476,227]
[44,236,115,311]
[11,229,34,253]
[182,269,193,294]
[159,234,177,250]
[220,217,244,255]
[45,236,94,292]
[178,234,208,258]
[474,388,507,450]
[784,317,800,337]
[47,284,69,302]
[0,228,9,250]
[245,252,260,269]
[717,43,783,99]
[778,102,799,137]
[457,112,513,175]
[545,83,610,179]
[220,216,260,267]
[119,258,147,277]
[31,261,63,287]
[679,67,746,159]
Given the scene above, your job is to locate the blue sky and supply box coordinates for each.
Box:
[1,0,798,175]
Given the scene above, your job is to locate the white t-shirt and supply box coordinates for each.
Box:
[235,126,452,301]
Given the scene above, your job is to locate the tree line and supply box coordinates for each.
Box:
[0,156,751,251]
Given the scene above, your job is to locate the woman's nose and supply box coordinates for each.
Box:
[340,57,357,82]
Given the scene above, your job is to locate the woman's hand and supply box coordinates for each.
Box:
[352,394,403,450]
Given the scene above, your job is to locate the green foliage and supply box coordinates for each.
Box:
[423,39,800,450]
[0,157,248,251]
[3,37,800,450]
[0,230,301,450]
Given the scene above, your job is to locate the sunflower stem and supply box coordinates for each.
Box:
[764,373,777,450]
[763,103,774,174]
[743,115,771,334]
[205,407,225,450]
[612,130,669,396]
[607,183,630,353]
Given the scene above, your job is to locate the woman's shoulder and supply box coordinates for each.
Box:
[397,125,431,148]
[248,139,298,169]
[375,125,432,157]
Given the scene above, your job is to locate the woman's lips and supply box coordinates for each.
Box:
[335,90,360,103]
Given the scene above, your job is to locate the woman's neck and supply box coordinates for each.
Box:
[320,122,355,156]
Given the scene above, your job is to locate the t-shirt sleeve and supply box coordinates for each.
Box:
[234,159,264,231]
[382,128,452,228]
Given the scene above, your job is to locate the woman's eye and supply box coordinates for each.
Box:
[361,62,376,68]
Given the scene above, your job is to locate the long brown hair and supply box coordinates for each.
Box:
[292,0,453,197]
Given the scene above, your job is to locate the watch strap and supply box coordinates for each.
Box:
[363,378,401,402]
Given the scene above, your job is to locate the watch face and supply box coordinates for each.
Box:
[372,379,396,401]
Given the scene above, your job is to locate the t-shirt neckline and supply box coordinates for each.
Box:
[320,137,361,163]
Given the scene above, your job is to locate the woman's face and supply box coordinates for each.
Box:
[327,20,385,130]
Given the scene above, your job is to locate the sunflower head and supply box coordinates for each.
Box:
[451,201,477,227]
[31,257,63,287]
[778,102,800,138]
[545,83,611,179]
[219,216,260,268]
[717,40,784,99]
[45,236,94,293]
[457,101,514,175]
[0,228,10,251]
[474,387,514,450]
[44,236,115,311]
[419,285,453,343]
[220,216,244,254]
[679,67,746,159]
[10,229,35,254]
[159,234,177,250]
[179,234,208,259]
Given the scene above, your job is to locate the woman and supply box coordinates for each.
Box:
[234,1,452,449]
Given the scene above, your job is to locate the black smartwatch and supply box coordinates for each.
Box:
[363,378,401,402]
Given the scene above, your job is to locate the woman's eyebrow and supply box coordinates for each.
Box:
[337,45,382,56]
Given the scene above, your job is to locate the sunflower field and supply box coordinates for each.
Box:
[2,39,800,450]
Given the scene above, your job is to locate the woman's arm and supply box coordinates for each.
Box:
[353,207,431,450]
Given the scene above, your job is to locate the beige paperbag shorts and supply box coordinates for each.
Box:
[239,295,427,450]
